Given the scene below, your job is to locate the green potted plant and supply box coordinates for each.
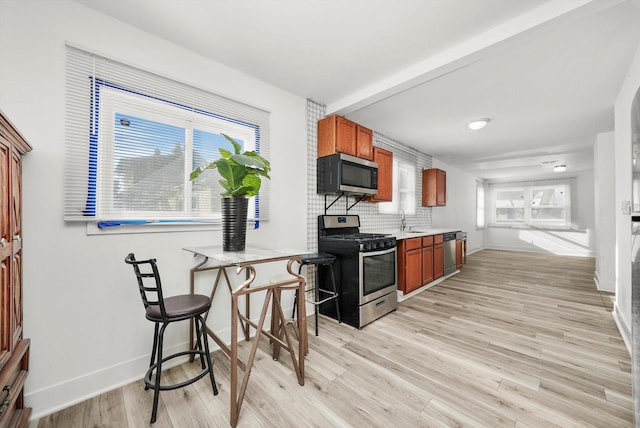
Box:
[190,133,271,251]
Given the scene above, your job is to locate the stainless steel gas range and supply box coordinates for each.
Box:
[317,215,397,329]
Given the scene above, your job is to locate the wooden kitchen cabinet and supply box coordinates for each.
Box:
[433,234,444,280]
[422,237,434,285]
[0,110,32,428]
[398,238,422,294]
[398,235,440,294]
[317,114,373,160]
[365,146,392,202]
[422,168,446,206]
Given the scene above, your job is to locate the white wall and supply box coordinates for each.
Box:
[484,170,595,257]
[594,132,616,292]
[0,0,308,419]
[613,41,640,349]
[431,158,486,253]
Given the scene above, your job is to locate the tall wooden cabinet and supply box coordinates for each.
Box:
[0,110,32,427]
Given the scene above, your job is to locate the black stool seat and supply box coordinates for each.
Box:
[146,294,211,322]
[299,253,336,265]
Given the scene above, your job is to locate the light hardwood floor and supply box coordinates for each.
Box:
[33,249,633,427]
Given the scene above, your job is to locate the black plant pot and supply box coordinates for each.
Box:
[221,197,248,251]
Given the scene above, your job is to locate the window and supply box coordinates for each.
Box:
[65,44,270,227]
[476,181,485,229]
[489,181,571,227]
[378,159,416,215]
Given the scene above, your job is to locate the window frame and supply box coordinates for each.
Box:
[95,86,260,223]
[488,180,573,229]
[476,181,485,229]
[64,44,271,231]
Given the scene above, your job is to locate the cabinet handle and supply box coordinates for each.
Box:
[0,386,10,414]
[12,235,20,243]
[0,238,7,248]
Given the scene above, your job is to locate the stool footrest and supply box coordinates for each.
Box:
[144,349,212,391]
[305,293,338,306]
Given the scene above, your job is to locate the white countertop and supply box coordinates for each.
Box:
[378,228,462,240]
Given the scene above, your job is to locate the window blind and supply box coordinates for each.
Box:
[64,43,271,224]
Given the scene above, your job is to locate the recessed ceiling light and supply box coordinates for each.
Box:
[468,119,489,130]
[554,164,566,172]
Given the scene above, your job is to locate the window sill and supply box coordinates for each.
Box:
[86,221,223,235]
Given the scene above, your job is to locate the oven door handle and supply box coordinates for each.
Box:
[361,247,396,257]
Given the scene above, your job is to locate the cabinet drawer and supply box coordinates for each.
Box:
[434,234,443,244]
[404,237,422,251]
[422,236,433,246]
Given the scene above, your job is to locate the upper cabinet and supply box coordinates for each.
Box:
[422,168,446,207]
[366,146,393,202]
[318,114,373,161]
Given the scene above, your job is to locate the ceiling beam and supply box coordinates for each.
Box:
[326,0,627,116]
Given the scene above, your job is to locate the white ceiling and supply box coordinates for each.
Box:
[74,0,640,181]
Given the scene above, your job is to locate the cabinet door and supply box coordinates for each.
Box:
[422,168,446,207]
[436,169,446,206]
[422,245,433,285]
[366,147,392,202]
[355,125,373,160]
[456,239,463,269]
[404,248,423,294]
[0,142,10,365]
[335,116,357,156]
[433,243,444,279]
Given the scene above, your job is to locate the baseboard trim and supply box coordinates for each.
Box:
[613,303,632,356]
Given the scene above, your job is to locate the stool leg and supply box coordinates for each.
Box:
[194,316,206,370]
[315,266,320,336]
[292,263,304,319]
[198,315,218,396]
[329,263,341,324]
[146,323,160,391]
[151,323,168,424]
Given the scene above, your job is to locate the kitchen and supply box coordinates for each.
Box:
[1,0,640,426]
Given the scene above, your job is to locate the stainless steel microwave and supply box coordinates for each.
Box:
[317,153,378,196]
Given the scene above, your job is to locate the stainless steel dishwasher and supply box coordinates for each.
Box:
[443,232,457,276]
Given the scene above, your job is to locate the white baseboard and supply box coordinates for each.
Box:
[613,303,632,356]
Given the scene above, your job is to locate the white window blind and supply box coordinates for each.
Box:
[64,44,270,226]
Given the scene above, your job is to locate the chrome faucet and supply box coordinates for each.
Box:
[400,210,406,232]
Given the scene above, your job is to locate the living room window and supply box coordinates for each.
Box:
[64,44,270,228]
[489,181,572,228]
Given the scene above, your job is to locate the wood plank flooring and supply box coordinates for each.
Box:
[33,249,633,427]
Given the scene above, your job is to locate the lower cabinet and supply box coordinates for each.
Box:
[433,234,444,280]
[398,238,422,294]
[398,234,444,294]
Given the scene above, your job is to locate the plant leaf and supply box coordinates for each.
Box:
[219,147,232,159]
[221,133,242,154]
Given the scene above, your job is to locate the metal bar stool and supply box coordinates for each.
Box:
[125,253,218,424]
[292,253,341,337]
